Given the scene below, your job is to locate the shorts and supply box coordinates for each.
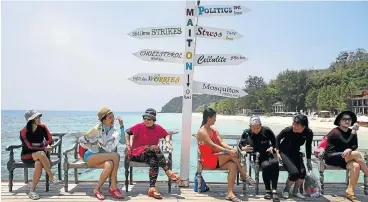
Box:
[84,151,94,165]
[22,158,35,164]
[325,152,347,169]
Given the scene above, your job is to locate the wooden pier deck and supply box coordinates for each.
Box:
[2,181,368,201]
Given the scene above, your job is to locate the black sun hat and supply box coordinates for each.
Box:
[334,110,357,126]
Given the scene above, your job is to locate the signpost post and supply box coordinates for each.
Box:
[127,0,249,187]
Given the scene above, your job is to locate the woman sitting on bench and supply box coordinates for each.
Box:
[324,111,368,202]
[196,107,255,202]
[238,116,280,202]
[20,110,61,200]
[125,108,180,200]
[275,114,313,199]
[78,107,123,200]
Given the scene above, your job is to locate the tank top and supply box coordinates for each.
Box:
[198,128,221,157]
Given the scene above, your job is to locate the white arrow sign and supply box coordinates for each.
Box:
[193,81,248,98]
[128,73,183,85]
[133,49,183,63]
[195,54,247,66]
[196,26,243,40]
[128,26,183,39]
[197,5,249,17]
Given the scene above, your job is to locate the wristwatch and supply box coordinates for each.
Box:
[352,125,359,131]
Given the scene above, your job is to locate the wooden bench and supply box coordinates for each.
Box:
[124,131,177,193]
[242,136,324,195]
[6,132,65,192]
[62,132,118,192]
[194,134,243,194]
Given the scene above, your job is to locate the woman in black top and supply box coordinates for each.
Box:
[275,114,313,199]
[239,116,280,202]
[324,111,368,202]
[20,110,60,200]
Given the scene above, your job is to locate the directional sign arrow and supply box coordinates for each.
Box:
[128,73,183,85]
[197,5,249,17]
[132,49,183,64]
[195,54,247,66]
[193,81,248,98]
[196,26,243,40]
[186,74,190,87]
[128,26,183,39]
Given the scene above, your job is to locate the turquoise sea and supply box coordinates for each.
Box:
[1,110,365,183]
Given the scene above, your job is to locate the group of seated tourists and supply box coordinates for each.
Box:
[18,107,366,202]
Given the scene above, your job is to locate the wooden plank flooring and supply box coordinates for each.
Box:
[2,181,368,201]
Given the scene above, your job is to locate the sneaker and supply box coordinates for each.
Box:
[264,191,272,200]
[282,189,289,199]
[272,190,280,202]
[293,192,306,199]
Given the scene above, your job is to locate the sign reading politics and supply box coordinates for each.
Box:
[128,26,183,39]
[197,5,249,17]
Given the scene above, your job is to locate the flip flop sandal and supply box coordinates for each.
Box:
[109,189,124,199]
[168,172,181,183]
[148,188,163,199]
[28,192,40,200]
[240,176,256,185]
[50,178,61,185]
[346,192,360,202]
[225,195,242,202]
[94,191,105,200]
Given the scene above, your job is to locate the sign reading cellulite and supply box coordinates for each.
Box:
[193,81,248,98]
[195,54,247,66]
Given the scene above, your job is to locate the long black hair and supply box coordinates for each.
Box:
[26,120,34,135]
[293,114,309,129]
[200,107,216,128]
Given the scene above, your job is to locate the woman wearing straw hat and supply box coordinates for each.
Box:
[78,107,123,200]
[20,110,61,200]
[324,110,368,202]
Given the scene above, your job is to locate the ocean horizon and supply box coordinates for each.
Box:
[1,110,365,183]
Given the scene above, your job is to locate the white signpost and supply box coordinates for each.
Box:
[196,26,243,40]
[128,26,183,39]
[128,73,183,85]
[127,0,248,187]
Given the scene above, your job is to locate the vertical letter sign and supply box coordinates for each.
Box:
[179,0,196,187]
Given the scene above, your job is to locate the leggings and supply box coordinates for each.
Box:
[259,155,279,190]
[280,152,306,181]
[131,145,169,187]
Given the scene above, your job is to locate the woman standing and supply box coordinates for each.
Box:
[324,111,368,202]
[197,107,255,202]
[239,116,280,202]
[275,114,313,199]
[78,107,123,200]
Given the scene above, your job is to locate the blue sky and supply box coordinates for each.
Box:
[2,1,368,112]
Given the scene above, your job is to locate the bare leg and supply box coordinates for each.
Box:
[345,151,368,176]
[219,155,249,178]
[30,161,42,192]
[108,153,120,190]
[220,161,237,198]
[92,161,113,193]
[346,161,360,195]
[32,151,55,180]
[292,179,304,193]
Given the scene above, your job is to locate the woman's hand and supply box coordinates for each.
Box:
[342,149,352,158]
[228,149,237,157]
[276,153,282,162]
[45,145,53,151]
[266,146,274,153]
[116,116,124,127]
[242,145,253,152]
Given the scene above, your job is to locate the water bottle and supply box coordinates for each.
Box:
[42,138,46,150]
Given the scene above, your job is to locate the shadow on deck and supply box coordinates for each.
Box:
[1,181,368,201]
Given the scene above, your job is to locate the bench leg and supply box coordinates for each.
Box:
[125,166,129,192]
[319,171,324,194]
[74,168,78,184]
[129,167,133,185]
[9,169,14,192]
[45,172,50,192]
[24,168,29,184]
[58,162,62,180]
[255,166,259,195]
[197,171,202,194]
[64,167,69,192]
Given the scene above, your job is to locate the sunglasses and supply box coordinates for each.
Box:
[341,117,352,122]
